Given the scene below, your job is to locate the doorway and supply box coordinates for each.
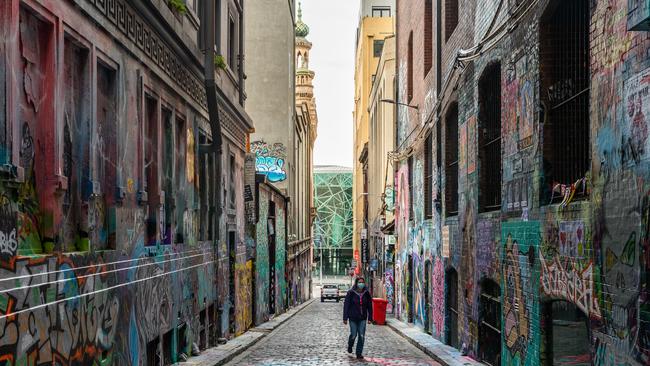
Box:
[445,268,459,348]
[407,254,414,323]
[268,201,277,315]
[424,260,432,334]
[228,231,236,335]
[543,301,590,366]
[478,279,501,366]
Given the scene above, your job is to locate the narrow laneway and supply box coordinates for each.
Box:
[226,301,440,366]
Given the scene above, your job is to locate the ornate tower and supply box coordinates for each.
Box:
[295,3,317,131]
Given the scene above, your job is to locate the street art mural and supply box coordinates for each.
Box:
[501,222,540,366]
[276,204,287,312]
[385,268,395,313]
[254,188,270,324]
[432,259,445,339]
[540,219,601,319]
[250,141,287,183]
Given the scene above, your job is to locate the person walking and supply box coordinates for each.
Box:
[343,277,373,359]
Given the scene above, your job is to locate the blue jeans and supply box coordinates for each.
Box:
[348,319,367,356]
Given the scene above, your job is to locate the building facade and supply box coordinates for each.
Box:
[313,166,354,277]
[245,1,315,308]
[0,0,254,364]
[367,35,396,303]
[291,4,318,305]
[393,0,650,365]
[243,0,295,319]
[353,0,395,278]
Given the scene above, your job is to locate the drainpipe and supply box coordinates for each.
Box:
[202,0,225,343]
[237,0,246,106]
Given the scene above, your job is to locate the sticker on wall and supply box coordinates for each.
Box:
[442,226,450,258]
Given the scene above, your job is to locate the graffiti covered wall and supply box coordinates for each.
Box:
[394,0,650,364]
[0,0,251,364]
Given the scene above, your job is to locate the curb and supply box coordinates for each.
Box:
[196,298,316,366]
[385,321,449,366]
[385,320,482,366]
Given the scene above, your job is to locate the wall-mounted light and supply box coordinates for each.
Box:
[380,99,419,110]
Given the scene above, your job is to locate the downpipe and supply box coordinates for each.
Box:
[202,0,226,345]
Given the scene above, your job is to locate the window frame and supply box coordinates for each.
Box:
[478,62,502,213]
[444,103,459,218]
[371,6,391,17]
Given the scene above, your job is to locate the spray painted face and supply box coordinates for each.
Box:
[602,175,640,349]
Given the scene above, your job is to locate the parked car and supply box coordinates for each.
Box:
[338,284,349,300]
[320,284,339,302]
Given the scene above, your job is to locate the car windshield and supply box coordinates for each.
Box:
[323,285,337,289]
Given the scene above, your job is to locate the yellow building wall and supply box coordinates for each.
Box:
[352,16,394,268]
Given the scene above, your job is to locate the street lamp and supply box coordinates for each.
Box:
[380,98,419,110]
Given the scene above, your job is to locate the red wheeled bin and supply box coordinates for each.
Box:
[372,298,389,325]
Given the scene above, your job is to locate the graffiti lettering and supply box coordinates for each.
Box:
[540,253,601,318]
[0,229,17,256]
[251,141,288,183]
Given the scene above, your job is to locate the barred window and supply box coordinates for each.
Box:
[445,0,459,41]
[540,0,590,205]
[478,63,502,213]
[445,104,459,217]
[424,0,433,75]
[424,134,433,219]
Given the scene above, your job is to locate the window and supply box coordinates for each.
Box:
[424,0,433,75]
[445,0,459,41]
[162,108,174,245]
[144,95,159,246]
[229,153,236,209]
[407,32,414,102]
[445,104,459,217]
[540,0,590,205]
[62,36,91,252]
[174,116,186,243]
[478,63,502,213]
[372,6,391,17]
[424,134,433,219]
[96,61,118,250]
[198,132,208,241]
[373,39,385,58]
[228,13,237,71]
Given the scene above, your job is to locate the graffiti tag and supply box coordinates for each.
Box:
[540,253,601,318]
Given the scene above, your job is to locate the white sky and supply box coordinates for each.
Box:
[301,0,359,168]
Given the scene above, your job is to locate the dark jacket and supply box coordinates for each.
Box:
[343,289,373,322]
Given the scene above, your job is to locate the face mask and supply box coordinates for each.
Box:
[357,283,365,289]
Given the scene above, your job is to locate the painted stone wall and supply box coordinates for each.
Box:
[249,184,288,325]
[0,0,250,365]
[394,0,650,364]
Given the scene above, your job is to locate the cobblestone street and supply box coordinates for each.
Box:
[226,301,441,366]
